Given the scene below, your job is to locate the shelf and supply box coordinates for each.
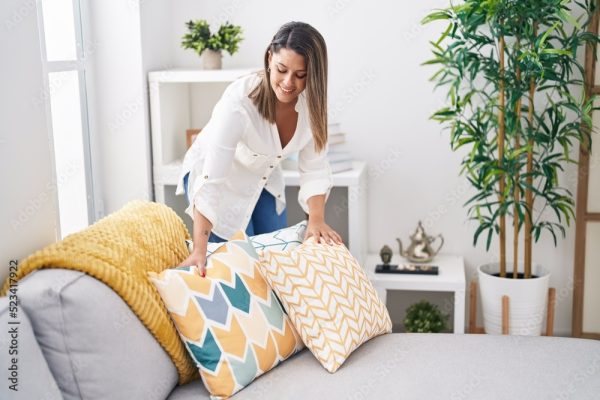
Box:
[364,254,466,291]
[153,159,367,187]
[364,253,466,334]
[282,161,366,187]
[153,159,183,186]
[148,68,260,83]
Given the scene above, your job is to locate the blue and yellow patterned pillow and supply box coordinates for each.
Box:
[149,231,304,399]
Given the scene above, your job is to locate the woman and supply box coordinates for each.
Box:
[177,21,342,276]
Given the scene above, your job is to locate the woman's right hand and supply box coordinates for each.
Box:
[178,250,207,277]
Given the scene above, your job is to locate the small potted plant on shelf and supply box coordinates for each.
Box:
[181,20,243,69]
[404,300,449,333]
[423,0,599,335]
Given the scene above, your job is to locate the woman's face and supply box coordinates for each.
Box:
[268,48,307,105]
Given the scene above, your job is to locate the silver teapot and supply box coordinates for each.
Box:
[396,221,444,263]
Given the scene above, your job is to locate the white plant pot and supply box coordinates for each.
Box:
[201,49,222,70]
[477,262,550,336]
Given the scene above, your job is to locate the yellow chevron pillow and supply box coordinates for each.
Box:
[149,231,304,399]
[258,236,392,373]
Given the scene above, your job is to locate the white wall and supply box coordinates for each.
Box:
[0,0,59,284]
[84,0,181,219]
[84,0,153,217]
[139,0,582,335]
[139,0,174,70]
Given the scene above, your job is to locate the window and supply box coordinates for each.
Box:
[37,0,94,238]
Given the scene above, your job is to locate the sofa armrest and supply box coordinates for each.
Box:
[16,269,180,400]
[0,296,62,400]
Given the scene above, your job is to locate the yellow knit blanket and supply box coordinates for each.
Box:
[0,200,198,385]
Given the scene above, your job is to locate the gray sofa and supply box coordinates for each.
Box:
[2,268,599,400]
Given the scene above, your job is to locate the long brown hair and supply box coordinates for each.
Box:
[249,22,328,152]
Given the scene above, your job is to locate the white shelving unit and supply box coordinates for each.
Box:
[364,254,466,333]
[149,68,259,203]
[148,68,368,264]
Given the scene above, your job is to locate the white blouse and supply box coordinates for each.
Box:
[175,72,333,240]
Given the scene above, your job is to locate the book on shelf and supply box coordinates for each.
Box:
[186,129,201,148]
[275,121,354,173]
[329,141,349,153]
[327,123,353,173]
[328,121,346,145]
[329,160,353,173]
[328,122,342,134]
[328,151,352,163]
[329,132,346,145]
[280,151,354,173]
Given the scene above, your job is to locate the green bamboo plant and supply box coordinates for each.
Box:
[422,0,599,278]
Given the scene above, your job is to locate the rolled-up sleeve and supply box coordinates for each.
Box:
[189,94,247,227]
[297,137,333,214]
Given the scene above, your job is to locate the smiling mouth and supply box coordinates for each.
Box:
[279,85,294,95]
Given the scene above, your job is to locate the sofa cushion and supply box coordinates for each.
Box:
[259,237,392,373]
[0,296,62,400]
[151,231,304,399]
[167,380,209,400]
[168,333,600,399]
[16,269,182,400]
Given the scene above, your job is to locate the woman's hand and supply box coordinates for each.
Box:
[181,207,213,277]
[304,195,342,245]
[177,250,207,277]
[304,218,343,245]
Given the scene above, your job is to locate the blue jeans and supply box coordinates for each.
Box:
[183,172,287,242]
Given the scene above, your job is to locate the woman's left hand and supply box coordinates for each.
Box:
[304,218,343,245]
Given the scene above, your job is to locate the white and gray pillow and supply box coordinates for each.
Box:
[185,220,308,257]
